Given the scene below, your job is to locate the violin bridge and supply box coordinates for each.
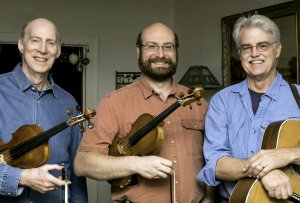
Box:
[0,154,6,164]
[117,144,127,155]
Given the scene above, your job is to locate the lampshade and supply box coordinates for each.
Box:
[179,65,221,89]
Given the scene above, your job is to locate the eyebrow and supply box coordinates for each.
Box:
[240,41,270,46]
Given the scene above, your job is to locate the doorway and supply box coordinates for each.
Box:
[0,43,84,107]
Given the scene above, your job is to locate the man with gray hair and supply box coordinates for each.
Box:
[198,14,300,202]
[0,18,88,203]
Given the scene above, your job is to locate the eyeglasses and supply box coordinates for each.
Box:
[139,42,176,52]
[238,41,278,54]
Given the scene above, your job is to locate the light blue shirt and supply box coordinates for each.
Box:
[197,73,300,199]
[0,64,88,203]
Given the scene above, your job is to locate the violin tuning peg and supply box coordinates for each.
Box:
[87,120,94,129]
[178,92,185,98]
[66,108,73,116]
[187,88,193,94]
[79,125,85,133]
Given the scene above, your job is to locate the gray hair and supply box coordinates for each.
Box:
[232,14,280,48]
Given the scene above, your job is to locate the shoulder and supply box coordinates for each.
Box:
[53,83,78,105]
[104,81,140,100]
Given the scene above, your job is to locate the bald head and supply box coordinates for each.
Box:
[136,22,179,48]
[20,18,60,45]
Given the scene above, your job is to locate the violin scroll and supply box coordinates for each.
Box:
[180,86,204,107]
[68,107,96,131]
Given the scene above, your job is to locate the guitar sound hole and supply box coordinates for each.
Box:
[292,165,300,175]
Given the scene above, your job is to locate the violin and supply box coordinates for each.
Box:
[0,107,96,169]
[108,87,204,188]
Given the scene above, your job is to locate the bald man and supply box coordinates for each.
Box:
[0,18,87,203]
[74,22,214,203]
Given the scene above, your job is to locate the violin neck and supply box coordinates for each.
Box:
[10,121,70,160]
[130,100,182,145]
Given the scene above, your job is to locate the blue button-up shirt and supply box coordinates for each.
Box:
[197,73,300,199]
[0,64,88,203]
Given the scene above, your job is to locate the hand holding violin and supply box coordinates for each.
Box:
[19,164,71,193]
[133,155,174,179]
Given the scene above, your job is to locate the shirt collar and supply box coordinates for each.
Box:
[138,74,177,99]
[12,63,57,98]
[231,72,287,101]
[264,72,287,101]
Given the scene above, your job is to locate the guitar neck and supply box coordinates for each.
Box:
[129,100,182,145]
[10,121,70,159]
[289,193,300,203]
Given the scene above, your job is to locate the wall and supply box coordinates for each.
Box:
[0,0,291,202]
[174,0,292,85]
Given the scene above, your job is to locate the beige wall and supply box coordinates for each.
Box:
[0,0,291,202]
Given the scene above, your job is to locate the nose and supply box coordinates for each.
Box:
[155,46,165,58]
[250,46,260,56]
[37,42,48,54]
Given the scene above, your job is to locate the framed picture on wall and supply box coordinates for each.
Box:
[116,71,141,89]
[221,1,300,86]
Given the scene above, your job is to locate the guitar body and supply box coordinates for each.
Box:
[229,119,300,203]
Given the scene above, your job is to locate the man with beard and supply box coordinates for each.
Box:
[74,22,213,203]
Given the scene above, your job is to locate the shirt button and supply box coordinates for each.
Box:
[167,121,171,124]
[175,181,178,184]
[171,140,174,144]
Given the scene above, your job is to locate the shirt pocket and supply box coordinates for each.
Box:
[181,119,204,156]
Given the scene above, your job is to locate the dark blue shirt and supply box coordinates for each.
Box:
[0,64,88,203]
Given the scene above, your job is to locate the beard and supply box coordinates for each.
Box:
[138,52,177,81]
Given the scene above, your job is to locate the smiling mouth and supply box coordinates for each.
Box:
[34,57,47,62]
[249,59,265,64]
[152,61,167,65]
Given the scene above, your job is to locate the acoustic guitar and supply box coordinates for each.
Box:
[229,119,300,203]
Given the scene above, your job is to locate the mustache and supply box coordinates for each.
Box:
[247,57,265,63]
[148,57,171,63]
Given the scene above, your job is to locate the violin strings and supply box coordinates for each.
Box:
[4,122,68,162]
[121,101,181,147]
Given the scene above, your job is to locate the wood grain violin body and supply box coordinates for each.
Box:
[0,125,49,168]
[0,108,96,169]
[108,87,204,188]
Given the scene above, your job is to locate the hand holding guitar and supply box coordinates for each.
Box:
[243,148,297,178]
[261,169,293,200]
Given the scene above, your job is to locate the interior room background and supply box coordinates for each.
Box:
[0,0,291,202]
